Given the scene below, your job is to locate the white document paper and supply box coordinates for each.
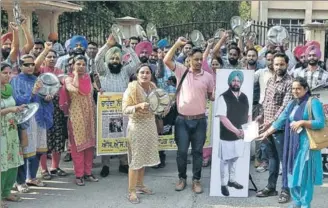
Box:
[241,121,259,142]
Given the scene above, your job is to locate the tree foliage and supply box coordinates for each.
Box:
[239,1,251,20]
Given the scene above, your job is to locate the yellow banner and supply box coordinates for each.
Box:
[97,92,212,155]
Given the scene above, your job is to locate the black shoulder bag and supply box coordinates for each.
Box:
[162,69,189,126]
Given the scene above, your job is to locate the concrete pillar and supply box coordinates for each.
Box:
[302,22,328,61]
[115,17,144,39]
[259,1,268,22]
[304,1,313,24]
[34,10,62,41]
[250,1,260,22]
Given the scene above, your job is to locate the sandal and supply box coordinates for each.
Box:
[41,171,52,180]
[5,194,22,202]
[127,193,140,204]
[278,190,291,204]
[75,177,85,186]
[15,183,30,193]
[136,186,154,195]
[50,168,67,177]
[26,179,46,187]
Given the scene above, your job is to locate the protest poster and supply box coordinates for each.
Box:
[97,92,212,156]
[210,69,254,197]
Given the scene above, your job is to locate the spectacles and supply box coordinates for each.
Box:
[22,63,35,67]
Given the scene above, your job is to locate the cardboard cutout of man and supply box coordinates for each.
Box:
[216,70,251,196]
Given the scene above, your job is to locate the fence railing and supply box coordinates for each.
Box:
[157,20,306,50]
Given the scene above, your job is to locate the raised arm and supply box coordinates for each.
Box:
[20,17,34,54]
[163,37,187,71]
[212,32,229,58]
[35,42,53,73]
[8,23,20,64]
[95,35,116,76]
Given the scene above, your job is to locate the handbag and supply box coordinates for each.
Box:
[161,69,189,126]
[305,97,328,150]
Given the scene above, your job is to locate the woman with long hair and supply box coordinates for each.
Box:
[0,63,25,207]
[257,77,324,208]
[34,43,68,180]
[64,55,98,186]
[122,64,160,204]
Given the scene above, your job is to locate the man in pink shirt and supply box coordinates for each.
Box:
[164,37,215,194]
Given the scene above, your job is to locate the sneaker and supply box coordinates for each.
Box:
[84,174,99,182]
[192,180,203,194]
[175,178,186,191]
[256,162,268,173]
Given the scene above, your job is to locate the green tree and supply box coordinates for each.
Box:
[239,1,251,20]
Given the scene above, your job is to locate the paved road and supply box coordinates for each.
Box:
[8,151,328,208]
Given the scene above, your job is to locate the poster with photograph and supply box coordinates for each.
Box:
[97,93,129,155]
[96,93,212,155]
[210,69,254,197]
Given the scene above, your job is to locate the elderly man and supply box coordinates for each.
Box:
[95,35,140,177]
[217,70,251,196]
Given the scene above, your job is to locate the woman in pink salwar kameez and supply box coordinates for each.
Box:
[64,55,98,186]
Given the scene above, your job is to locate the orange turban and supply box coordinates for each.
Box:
[48,32,58,41]
[1,32,13,44]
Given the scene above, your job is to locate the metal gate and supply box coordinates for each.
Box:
[58,11,113,46]
[157,20,306,49]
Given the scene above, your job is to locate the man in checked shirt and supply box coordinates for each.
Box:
[255,53,293,204]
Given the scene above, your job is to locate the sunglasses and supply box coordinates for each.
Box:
[22,63,35,67]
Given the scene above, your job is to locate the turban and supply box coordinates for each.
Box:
[228,70,244,85]
[157,39,168,49]
[135,41,152,57]
[305,40,320,49]
[305,45,321,59]
[65,39,71,51]
[1,32,13,44]
[70,35,88,49]
[293,46,306,59]
[48,32,58,41]
[105,46,122,64]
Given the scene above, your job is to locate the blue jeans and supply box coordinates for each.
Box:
[16,154,42,184]
[175,116,207,180]
[266,130,288,190]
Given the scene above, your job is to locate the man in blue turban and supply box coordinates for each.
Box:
[216,70,250,197]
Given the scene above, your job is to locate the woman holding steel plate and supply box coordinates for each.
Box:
[122,63,160,204]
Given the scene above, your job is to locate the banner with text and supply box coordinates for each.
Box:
[96,92,212,156]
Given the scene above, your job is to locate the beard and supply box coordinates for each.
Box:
[108,63,123,74]
[248,60,257,66]
[229,84,240,92]
[228,58,238,65]
[72,47,86,56]
[276,68,287,77]
[308,59,318,66]
[149,59,157,64]
[139,56,149,63]
[1,48,11,59]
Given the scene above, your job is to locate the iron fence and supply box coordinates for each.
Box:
[58,11,113,46]
[157,20,306,50]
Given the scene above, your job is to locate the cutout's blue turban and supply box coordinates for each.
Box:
[228,70,244,85]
